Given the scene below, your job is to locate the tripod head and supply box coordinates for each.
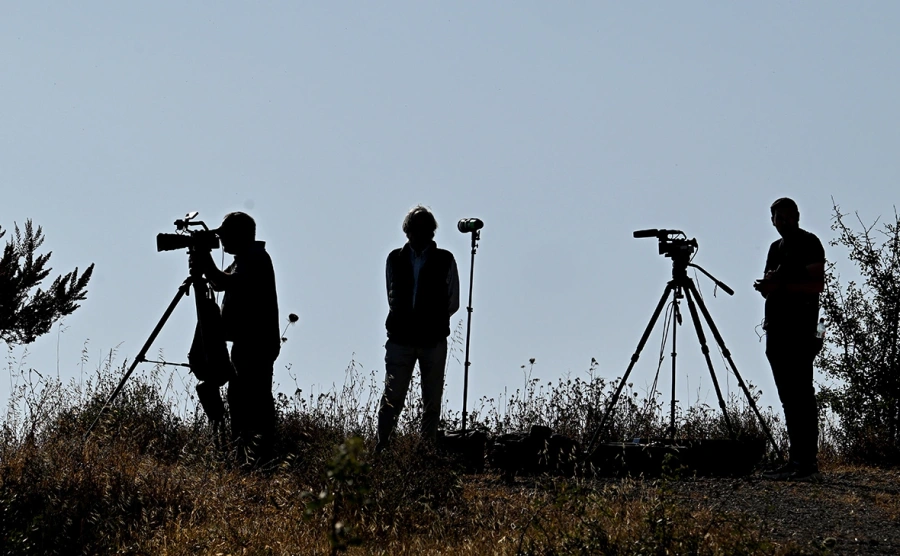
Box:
[633,229,733,295]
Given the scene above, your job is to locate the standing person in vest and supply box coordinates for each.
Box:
[375,206,460,453]
[191,211,281,467]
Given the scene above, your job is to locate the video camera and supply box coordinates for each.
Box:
[156,211,220,252]
[633,228,698,262]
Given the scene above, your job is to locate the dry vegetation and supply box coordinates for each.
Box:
[1,352,897,555]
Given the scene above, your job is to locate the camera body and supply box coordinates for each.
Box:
[658,236,698,260]
[633,228,698,262]
[156,211,220,252]
[156,230,219,252]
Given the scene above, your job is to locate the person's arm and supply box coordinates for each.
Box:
[204,263,235,291]
[780,262,824,294]
[756,236,826,296]
[385,254,394,308]
[190,250,242,291]
[448,256,460,316]
[754,243,779,298]
[757,265,824,296]
[189,251,229,291]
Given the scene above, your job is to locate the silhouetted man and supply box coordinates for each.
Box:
[754,198,825,481]
[192,211,281,466]
[376,206,460,453]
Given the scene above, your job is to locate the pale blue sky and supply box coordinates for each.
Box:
[3,2,898,422]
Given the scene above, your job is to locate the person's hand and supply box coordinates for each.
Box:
[753,278,778,297]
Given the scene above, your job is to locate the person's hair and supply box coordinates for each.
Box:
[402,205,438,235]
[770,197,799,216]
[219,211,256,240]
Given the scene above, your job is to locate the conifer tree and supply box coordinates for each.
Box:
[0,220,94,346]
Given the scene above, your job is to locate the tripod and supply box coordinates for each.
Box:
[585,250,782,459]
[83,263,216,440]
[461,227,480,433]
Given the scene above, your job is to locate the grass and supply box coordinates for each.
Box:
[0,352,827,555]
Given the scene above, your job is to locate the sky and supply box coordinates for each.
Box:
[2,2,899,428]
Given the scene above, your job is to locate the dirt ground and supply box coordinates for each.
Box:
[668,466,900,555]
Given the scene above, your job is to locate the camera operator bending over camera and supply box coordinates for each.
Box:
[190,211,281,467]
[754,198,825,482]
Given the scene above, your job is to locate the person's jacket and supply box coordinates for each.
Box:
[221,241,281,359]
[385,242,459,347]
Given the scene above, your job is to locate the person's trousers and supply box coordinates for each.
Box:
[228,342,276,465]
[766,333,819,467]
[376,338,448,450]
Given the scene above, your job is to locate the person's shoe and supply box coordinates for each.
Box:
[786,465,822,483]
[762,461,822,482]
[762,461,798,481]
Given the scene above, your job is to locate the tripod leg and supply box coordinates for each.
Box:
[683,283,735,439]
[668,295,681,440]
[685,281,784,459]
[586,282,675,454]
[83,278,192,441]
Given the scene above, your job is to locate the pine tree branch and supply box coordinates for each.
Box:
[0,219,95,346]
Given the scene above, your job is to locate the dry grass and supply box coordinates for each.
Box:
[0,354,843,555]
[0,443,777,555]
